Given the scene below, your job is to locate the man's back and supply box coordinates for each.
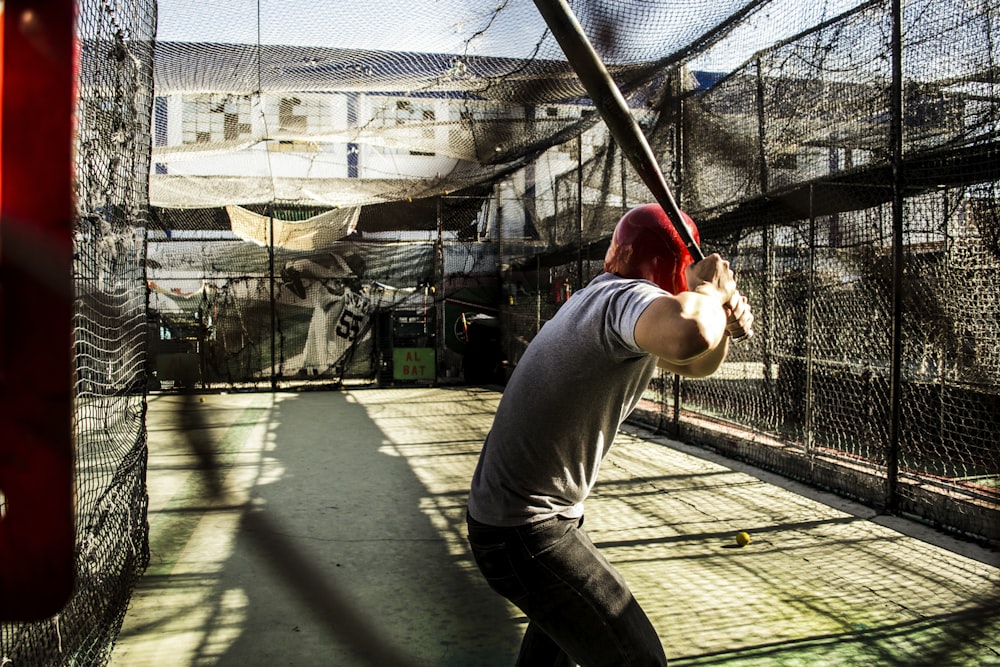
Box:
[467,273,663,527]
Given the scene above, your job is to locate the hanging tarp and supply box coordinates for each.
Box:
[226,204,360,250]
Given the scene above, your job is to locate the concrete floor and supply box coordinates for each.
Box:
[110,387,1000,666]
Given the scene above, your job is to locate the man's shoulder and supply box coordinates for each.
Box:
[563,274,667,331]
[583,273,666,300]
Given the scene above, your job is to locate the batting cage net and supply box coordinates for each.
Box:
[0,0,154,665]
[649,0,1000,545]
[4,0,998,664]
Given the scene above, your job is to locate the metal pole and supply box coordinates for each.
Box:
[887,0,905,512]
[671,76,683,433]
[757,57,775,391]
[436,197,444,382]
[805,185,816,460]
[268,205,277,390]
[576,133,583,287]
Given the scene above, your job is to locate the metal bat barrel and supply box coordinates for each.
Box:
[532,0,704,262]
[533,0,752,340]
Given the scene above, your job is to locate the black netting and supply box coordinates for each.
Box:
[570,0,998,547]
[6,0,998,662]
[142,0,999,546]
[1,0,156,665]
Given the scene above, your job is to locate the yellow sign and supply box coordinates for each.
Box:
[393,348,435,381]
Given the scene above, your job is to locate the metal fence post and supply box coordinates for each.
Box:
[887,0,905,512]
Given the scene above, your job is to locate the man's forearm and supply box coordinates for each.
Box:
[657,332,729,378]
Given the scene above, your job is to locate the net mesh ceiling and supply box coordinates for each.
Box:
[147,0,801,212]
[27,1,998,663]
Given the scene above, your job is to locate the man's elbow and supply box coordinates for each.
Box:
[636,294,727,368]
[672,334,712,365]
[662,360,714,379]
[658,319,728,378]
[675,316,726,363]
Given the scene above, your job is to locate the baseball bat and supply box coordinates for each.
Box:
[532,0,753,340]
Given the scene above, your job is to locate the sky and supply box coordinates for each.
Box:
[155,0,546,57]
[156,0,870,71]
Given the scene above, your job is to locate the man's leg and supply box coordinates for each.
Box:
[468,516,573,665]
[468,514,667,667]
[517,621,575,667]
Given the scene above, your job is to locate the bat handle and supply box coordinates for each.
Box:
[731,328,754,342]
[726,289,754,342]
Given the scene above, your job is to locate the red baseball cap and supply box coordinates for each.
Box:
[603,204,700,294]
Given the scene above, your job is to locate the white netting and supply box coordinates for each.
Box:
[149,0,776,209]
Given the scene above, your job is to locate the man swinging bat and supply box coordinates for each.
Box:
[467,204,754,666]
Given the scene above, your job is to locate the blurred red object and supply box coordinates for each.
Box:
[0,0,76,621]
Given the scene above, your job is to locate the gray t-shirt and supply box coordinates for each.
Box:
[468,273,666,527]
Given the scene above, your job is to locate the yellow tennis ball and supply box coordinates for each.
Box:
[199,396,205,403]
[735,531,751,547]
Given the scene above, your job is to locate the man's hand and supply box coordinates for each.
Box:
[686,254,753,340]
[724,292,754,340]
[686,254,736,306]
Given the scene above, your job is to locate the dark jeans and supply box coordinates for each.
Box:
[467,513,668,667]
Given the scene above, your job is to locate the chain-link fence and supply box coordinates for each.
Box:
[4,0,997,663]
[503,0,1000,546]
